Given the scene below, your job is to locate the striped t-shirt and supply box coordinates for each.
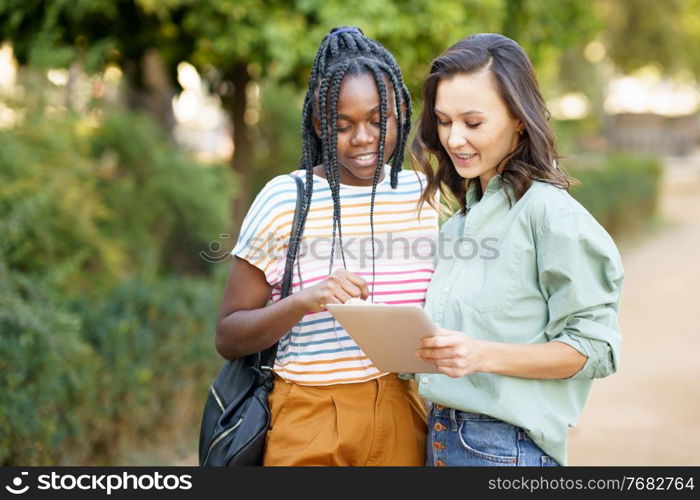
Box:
[232,167,439,385]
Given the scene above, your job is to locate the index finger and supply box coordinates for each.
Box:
[420,335,460,348]
[338,270,369,299]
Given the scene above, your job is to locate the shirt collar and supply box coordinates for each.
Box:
[465,174,505,210]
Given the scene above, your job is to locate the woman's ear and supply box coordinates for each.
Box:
[312,115,321,137]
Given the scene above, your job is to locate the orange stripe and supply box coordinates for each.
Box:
[285,372,388,386]
[274,363,377,376]
[306,207,432,222]
[254,198,432,238]
[267,225,437,254]
[306,215,438,229]
[278,355,370,366]
[332,198,424,210]
[276,211,437,235]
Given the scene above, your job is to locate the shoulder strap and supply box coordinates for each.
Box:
[258,172,305,369]
[281,173,305,298]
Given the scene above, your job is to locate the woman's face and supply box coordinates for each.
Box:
[434,70,522,190]
[315,73,398,186]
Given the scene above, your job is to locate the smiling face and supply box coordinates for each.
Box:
[434,70,523,191]
[314,73,397,186]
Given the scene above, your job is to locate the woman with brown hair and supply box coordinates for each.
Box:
[411,33,624,466]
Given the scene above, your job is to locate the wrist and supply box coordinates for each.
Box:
[288,290,310,313]
[475,339,499,374]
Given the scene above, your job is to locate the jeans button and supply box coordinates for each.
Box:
[433,422,445,432]
[435,459,446,467]
[432,442,445,451]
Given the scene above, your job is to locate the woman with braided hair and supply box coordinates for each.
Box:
[215,27,439,466]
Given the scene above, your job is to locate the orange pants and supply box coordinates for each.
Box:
[263,374,427,466]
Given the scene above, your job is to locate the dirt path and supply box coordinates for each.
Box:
[568,152,700,465]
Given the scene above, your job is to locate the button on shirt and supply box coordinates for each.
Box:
[418,175,624,466]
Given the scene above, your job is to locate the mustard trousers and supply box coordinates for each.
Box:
[263,374,427,466]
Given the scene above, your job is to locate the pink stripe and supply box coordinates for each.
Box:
[368,278,431,286]
[381,299,426,305]
[294,273,430,286]
[294,269,435,286]
[370,288,427,296]
[354,268,435,276]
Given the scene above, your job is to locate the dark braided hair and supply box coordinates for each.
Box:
[291,26,412,300]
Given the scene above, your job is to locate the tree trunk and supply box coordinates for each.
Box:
[222,63,253,240]
[502,0,524,43]
[123,48,177,137]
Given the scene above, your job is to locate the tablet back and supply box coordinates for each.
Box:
[326,304,440,373]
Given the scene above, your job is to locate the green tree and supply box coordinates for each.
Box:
[602,0,700,76]
[1,0,605,234]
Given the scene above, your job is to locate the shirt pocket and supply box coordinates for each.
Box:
[463,243,523,313]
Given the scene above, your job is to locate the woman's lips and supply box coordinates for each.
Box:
[452,152,478,166]
[349,152,379,168]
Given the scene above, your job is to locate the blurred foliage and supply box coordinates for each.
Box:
[568,153,663,237]
[0,107,232,465]
[0,107,233,283]
[250,81,304,195]
[0,0,600,90]
[603,0,700,76]
[0,0,606,221]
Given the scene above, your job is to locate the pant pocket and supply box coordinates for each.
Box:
[457,419,518,465]
[267,379,296,435]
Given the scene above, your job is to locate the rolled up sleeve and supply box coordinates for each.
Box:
[537,210,624,380]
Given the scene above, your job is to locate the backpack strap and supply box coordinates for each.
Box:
[259,172,306,371]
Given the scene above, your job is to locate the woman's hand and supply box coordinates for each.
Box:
[415,328,488,378]
[416,328,589,380]
[295,269,369,313]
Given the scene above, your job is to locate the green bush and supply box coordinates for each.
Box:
[567,153,663,237]
[0,109,231,465]
[0,264,100,465]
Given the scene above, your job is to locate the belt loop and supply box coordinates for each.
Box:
[449,408,458,432]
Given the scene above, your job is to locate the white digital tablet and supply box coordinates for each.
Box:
[325,303,440,373]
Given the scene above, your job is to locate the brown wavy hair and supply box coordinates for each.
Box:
[411,33,573,214]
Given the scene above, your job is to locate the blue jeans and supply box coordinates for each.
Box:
[426,405,560,466]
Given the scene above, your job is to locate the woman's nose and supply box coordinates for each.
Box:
[447,129,468,150]
[351,123,374,146]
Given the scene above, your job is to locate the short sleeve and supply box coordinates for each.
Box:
[232,175,299,287]
[536,207,624,380]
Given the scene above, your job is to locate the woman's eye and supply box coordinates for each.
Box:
[437,119,451,126]
[337,124,351,132]
[466,122,482,128]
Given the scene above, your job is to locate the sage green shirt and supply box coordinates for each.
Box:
[417,175,624,466]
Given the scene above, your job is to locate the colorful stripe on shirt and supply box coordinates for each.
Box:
[232,168,438,385]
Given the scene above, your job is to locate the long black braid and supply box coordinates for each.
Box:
[365,61,389,299]
[291,26,412,300]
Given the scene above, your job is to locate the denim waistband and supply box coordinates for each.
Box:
[431,404,502,422]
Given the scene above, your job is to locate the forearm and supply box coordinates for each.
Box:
[478,340,587,379]
[216,293,309,359]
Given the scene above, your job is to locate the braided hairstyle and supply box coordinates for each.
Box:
[290,26,411,299]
